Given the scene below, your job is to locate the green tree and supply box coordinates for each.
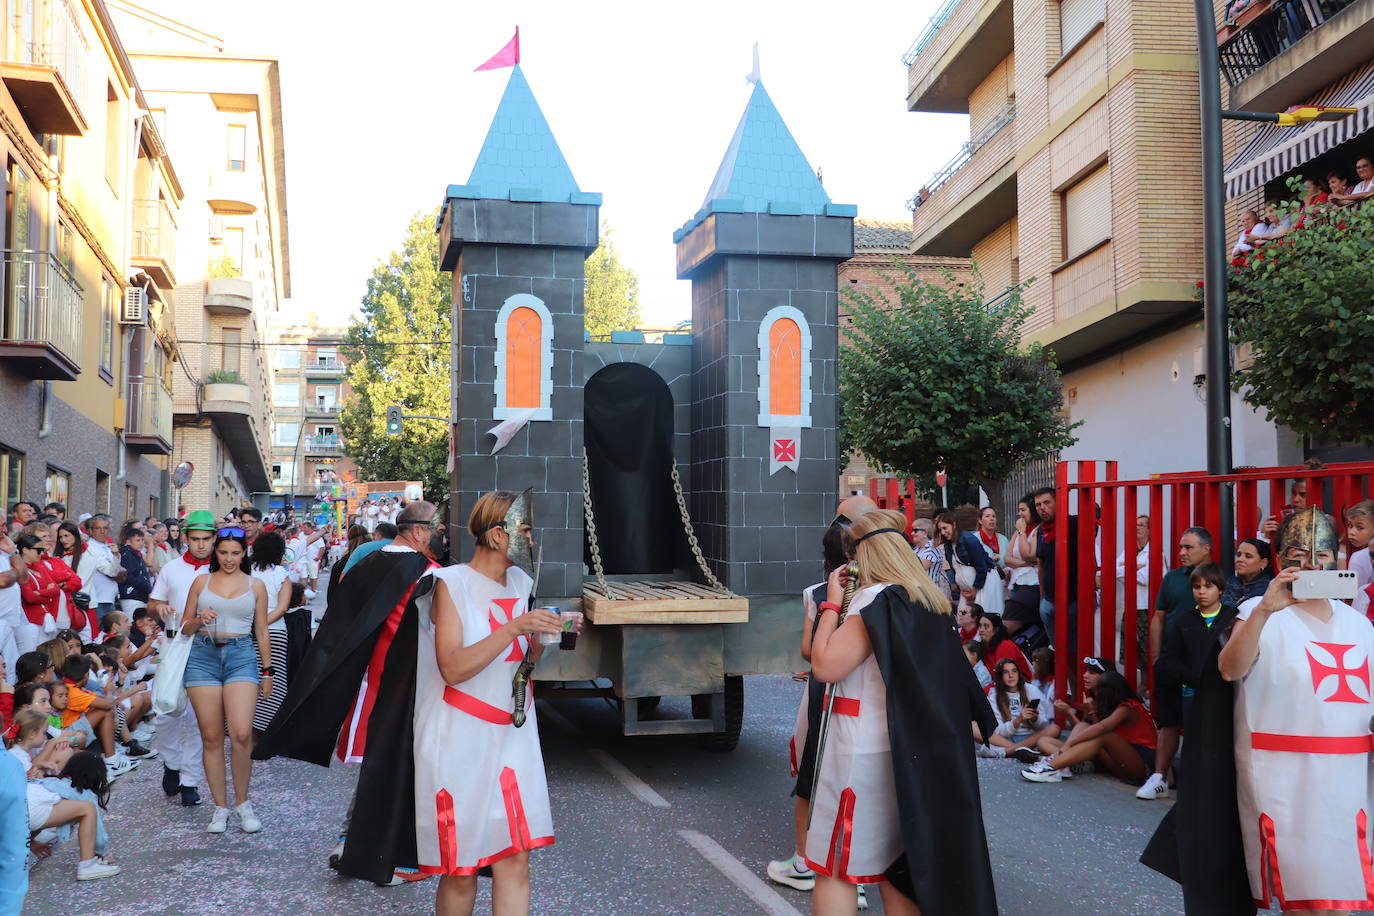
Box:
[839,267,1078,515]
[583,223,641,338]
[1226,201,1374,444]
[340,209,451,499]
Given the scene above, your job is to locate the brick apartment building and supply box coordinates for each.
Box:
[903,0,1304,480]
[267,320,358,513]
[109,3,290,515]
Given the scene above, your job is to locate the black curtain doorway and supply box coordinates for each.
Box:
[583,363,688,574]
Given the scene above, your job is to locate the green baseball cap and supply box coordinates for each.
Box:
[183,509,217,531]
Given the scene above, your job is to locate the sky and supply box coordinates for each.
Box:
[145,0,969,329]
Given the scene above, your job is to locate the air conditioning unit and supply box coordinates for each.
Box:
[120,287,147,325]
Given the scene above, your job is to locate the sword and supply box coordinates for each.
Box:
[807,561,859,828]
[511,542,543,728]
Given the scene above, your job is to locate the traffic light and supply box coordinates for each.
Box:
[385,405,403,436]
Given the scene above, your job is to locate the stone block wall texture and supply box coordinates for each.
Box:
[683,213,851,597]
[449,198,598,600]
[0,368,163,518]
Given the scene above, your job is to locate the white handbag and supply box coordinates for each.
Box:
[152,632,192,716]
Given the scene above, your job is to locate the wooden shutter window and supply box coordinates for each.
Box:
[1063,164,1112,260]
[1060,0,1104,54]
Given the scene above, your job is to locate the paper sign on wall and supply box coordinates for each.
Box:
[770,427,801,475]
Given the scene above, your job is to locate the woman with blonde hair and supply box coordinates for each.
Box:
[412,490,565,916]
[807,510,998,916]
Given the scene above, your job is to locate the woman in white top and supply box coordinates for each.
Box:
[980,658,1057,761]
[413,490,564,916]
[1002,496,1043,640]
[247,531,293,735]
[807,510,987,916]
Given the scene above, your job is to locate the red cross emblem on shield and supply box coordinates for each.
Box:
[490,598,525,661]
[773,439,797,463]
[1306,641,1372,704]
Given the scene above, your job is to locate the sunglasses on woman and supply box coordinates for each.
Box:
[217,527,246,538]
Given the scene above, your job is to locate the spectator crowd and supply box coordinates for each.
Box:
[1231,155,1374,257]
[0,497,364,890]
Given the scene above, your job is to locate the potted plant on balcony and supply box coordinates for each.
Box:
[203,369,249,404]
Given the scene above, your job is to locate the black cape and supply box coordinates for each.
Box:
[793,583,827,800]
[253,549,434,885]
[1139,606,1255,915]
[862,585,1000,916]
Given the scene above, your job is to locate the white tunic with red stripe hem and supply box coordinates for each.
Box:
[412,563,553,876]
[804,584,901,885]
[1234,597,1374,911]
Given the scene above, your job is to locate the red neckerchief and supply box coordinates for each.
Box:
[978,528,1000,553]
[1040,518,1056,544]
[182,552,212,569]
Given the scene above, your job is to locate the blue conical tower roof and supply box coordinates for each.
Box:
[703,81,829,213]
[451,65,597,204]
[675,80,853,242]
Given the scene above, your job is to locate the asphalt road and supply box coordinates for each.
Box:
[23,671,1193,916]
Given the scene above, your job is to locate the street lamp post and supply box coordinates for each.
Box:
[1193,0,1236,572]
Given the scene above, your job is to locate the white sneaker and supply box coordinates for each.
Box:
[765,854,816,891]
[130,721,156,742]
[236,801,262,833]
[1020,766,1063,783]
[857,885,869,910]
[207,806,231,834]
[104,755,138,780]
[974,743,1006,759]
[76,858,121,881]
[1136,773,1169,800]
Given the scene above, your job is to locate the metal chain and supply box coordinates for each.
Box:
[581,448,616,599]
[670,458,735,595]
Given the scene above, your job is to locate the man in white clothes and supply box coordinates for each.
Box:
[0,532,28,684]
[146,509,217,807]
[77,515,125,631]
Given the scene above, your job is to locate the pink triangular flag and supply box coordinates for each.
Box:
[475,28,520,71]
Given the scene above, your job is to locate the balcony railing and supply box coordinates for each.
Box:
[1218,0,1357,86]
[5,0,90,107]
[304,434,341,452]
[125,379,173,448]
[1,248,82,363]
[908,102,1017,210]
[902,0,964,64]
[132,199,177,285]
[307,357,342,372]
[308,400,339,414]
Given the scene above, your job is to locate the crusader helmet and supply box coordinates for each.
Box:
[1277,506,1338,570]
[502,488,537,577]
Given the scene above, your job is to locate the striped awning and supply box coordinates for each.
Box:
[1224,61,1374,198]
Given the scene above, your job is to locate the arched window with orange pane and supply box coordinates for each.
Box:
[494,294,554,421]
[756,305,813,427]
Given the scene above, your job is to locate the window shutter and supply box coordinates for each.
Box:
[1060,0,1104,52]
[1064,164,1112,260]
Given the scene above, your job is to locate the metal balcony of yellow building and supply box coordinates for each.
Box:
[0,249,83,380]
[132,199,177,290]
[1219,0,1369,111]
[1,0,90,136]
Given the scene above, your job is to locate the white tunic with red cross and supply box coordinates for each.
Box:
[804,584,901,885]
[1234,597,1374,911]
[412,563,553,876]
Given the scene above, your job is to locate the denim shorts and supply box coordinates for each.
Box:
[184,634,259,687]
